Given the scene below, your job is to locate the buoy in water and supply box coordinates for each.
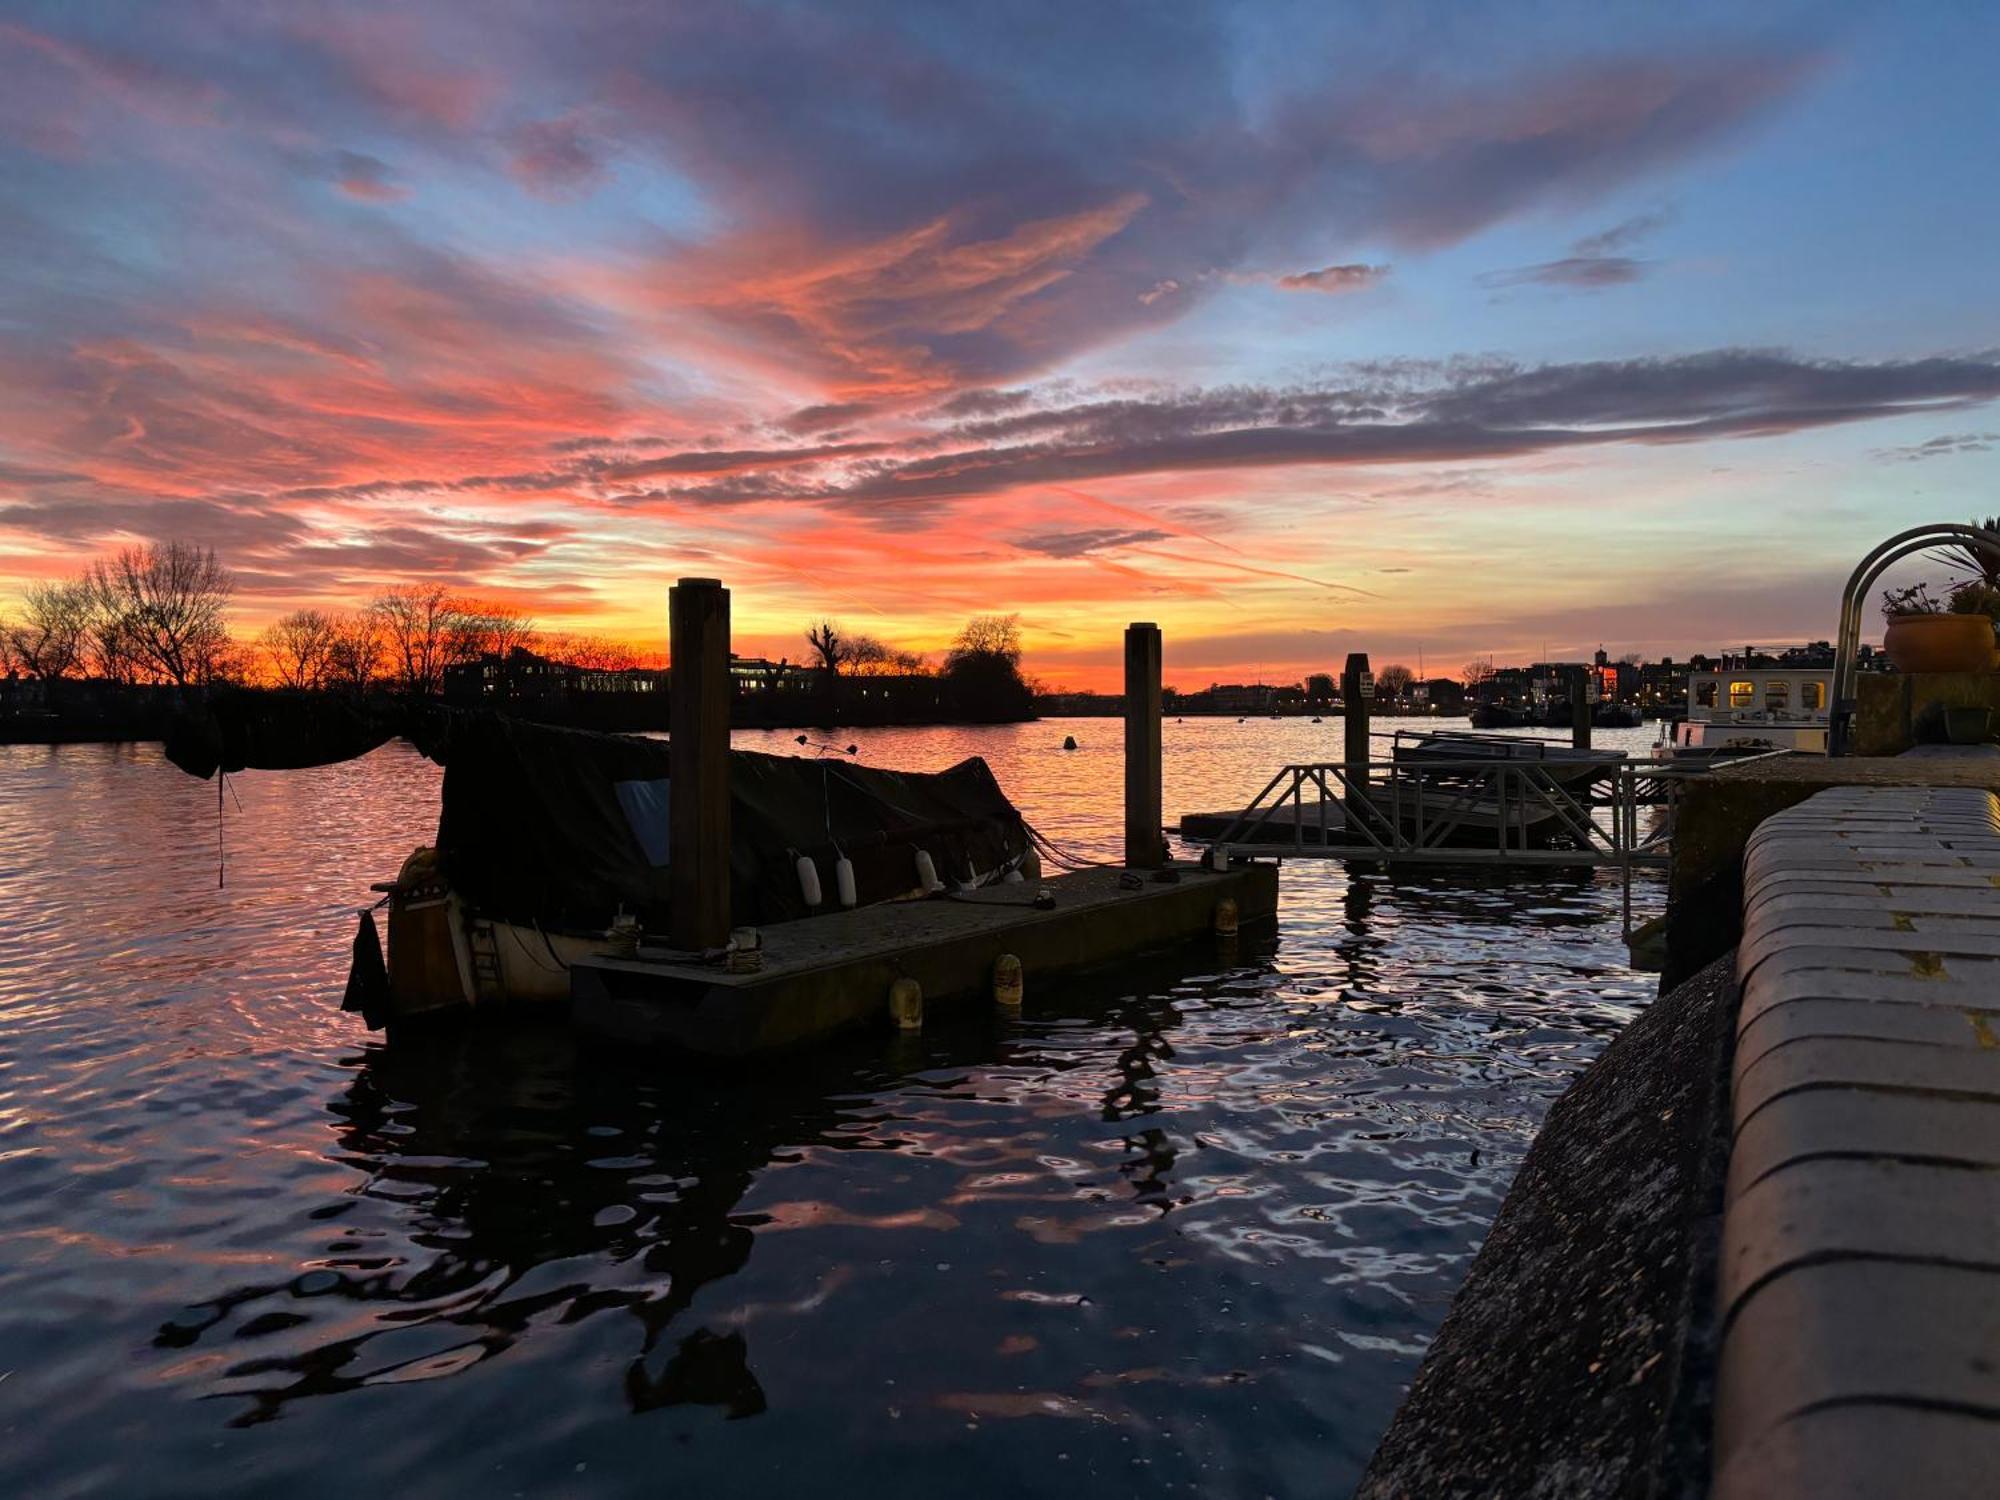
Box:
[1062,735,1078,750]
[1214,897,1240,938]
[993,953,1023,1009]
[889,977,923,1032]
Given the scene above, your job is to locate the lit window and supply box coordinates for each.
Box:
[1728,681,1755,708]
[1802,680,1825,710]
[1765,680,1790,711]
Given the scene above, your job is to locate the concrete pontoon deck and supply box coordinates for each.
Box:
[572,859,1278,1055]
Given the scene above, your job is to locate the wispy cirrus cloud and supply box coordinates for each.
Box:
[1871,431,1998,462]
[1275,263,1390,294]
[1013,527,1173,558]
[1481,209,1674,290]
[330,149,406,201]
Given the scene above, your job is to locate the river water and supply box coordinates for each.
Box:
[0,718,1659,1498]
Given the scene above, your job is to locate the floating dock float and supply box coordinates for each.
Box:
[573,859,1277,1055]
[1359,741,2000,1496]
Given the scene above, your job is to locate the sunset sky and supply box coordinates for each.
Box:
[3,1,1998,689]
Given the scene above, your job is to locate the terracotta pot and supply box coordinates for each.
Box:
[1883,612,1999,674]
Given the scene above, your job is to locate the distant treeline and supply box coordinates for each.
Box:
[2,541,1036,740]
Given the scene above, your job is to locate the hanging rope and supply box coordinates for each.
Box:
[1021,817,1110,873]
[214,771,245,889]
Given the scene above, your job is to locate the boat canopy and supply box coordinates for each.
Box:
[165,691,1031,932]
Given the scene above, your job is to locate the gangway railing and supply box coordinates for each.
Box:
[1194,749,1788,939]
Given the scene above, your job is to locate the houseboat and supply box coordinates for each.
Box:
[1659,665,1830,758]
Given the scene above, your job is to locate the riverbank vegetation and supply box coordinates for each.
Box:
[2,542,1039,738]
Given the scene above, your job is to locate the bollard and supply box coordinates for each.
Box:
[1124,622,1165,869]
[889,976,923,1032]
[1342,651,1373,792]
[669,578,732,949]
[1213,897,1239,937]
[993,953,1023,1010]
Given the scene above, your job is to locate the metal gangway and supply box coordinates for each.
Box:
[1194,739,1787,936]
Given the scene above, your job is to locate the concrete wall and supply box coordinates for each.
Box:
[1855,670,2000,756]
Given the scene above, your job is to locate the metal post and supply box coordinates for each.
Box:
[1342,652,1372,791]
[1124,622,1164,869]
[670,577,731,949]
[1571,667,1592,750]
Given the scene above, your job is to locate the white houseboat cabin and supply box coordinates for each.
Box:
[1663,666,1830,756]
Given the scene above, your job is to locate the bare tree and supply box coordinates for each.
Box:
[86,607,147,684]
[371,585,465,696]
[455,601,537,662]
[326,612,385,694]
[1461,657,1496,688]
[942,614,1030,720]
[548,632,638,673]
[949,614,1022,666]
[1376,663,1416,701]
[261,609,339,690]
[86,542,234,687]
[806,619,845,678]
[3,579,94,680]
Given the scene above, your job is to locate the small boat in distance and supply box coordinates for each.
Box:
[1390,727,1620,787]
[1660,665,1830,758]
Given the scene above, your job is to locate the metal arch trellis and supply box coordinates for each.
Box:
[1830,522,2000,756]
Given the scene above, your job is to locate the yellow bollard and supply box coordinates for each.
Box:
[993,953,1024,1010]
[889,976,924,1032]
[1213,897,1239,938]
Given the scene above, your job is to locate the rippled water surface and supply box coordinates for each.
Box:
[0,719,1658,1498]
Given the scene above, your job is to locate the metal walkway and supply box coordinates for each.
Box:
[1194,752,1686,870]
[1186,745,1792,938]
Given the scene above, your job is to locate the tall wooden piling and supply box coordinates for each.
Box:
[669,577,731,949]
[1343,651,1373,789]
[1570,667,1592,750]
[1124,622,1164,869]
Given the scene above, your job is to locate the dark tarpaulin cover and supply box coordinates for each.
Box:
[164,688,399,779]
[163,696,1030,933]
[424,715,1028,933]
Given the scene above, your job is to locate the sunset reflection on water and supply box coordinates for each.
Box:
[0,721,1656,1498]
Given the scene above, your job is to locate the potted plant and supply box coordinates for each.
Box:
[1881,582,1998,673]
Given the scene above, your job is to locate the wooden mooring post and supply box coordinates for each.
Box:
[1343,651,1372,789]
[1571,666,1592,751]
[1124,622,1165,869]
[670,577,731,949]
